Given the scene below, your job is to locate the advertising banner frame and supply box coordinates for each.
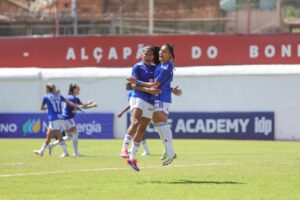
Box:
[0,113,114,139]
[127,111,275,140]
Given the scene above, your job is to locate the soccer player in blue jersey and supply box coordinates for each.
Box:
[127,44,178,169]
[120,46,160,166]
[49,84,97,157]
[34,83,81,157]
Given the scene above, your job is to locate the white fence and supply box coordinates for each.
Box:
[1,65,300,140]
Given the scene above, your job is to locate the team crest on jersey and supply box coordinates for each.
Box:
[162,63,169,70]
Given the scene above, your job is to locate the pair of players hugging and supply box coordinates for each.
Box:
[121,44,182,171]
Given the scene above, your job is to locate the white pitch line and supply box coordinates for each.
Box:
[0,162,23,166]
[0,163,217,178]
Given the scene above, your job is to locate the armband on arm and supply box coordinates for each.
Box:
[136,80,143,86]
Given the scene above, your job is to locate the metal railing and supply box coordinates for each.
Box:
[0,0,299,37]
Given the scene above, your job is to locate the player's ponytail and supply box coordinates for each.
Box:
[68,83,78,95]
[164,44,175,70]
[164,43,175,62]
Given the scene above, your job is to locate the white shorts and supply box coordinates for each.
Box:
[129,97,154,119]
[154,100,171,115]
[61,118,76,131]
[48,120,64,131]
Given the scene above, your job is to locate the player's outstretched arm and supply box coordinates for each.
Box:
[82,101,98,109]
[117,105,130,118]
[66,100,81,110]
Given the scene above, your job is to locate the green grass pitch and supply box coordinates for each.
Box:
[0,139,299,200]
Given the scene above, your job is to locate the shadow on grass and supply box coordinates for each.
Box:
[144,154,162,157]
[144,180,244,185]
[71,155,98,158]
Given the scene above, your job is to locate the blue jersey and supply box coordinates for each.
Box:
[62,95,82,120]
[154,62,173,103]
[130,62,156,105]
[42,93,66,121]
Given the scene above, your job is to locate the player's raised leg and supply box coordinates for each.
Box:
[34,121,69,157]
[48,130,72,155]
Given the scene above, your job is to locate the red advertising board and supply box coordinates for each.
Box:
[0,34,300,68]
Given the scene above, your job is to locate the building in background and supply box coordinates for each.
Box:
[0,0,299,36]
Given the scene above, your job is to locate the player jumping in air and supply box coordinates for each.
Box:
[48,83,97,157]
[127,44,179,170]
[33,83,81,157]
[118,86,151,156]
[120,46,160,165]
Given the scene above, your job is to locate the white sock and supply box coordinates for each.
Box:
[72,132,79,154]
[129,141,134,152]
[63,134,72,142]
[129,141,140,161]
[154,123,166,153]
[158,122,175,157]
[59,141,69,154]
[141,140,150,154]
[122,134,132,151]
[40,143,47,153]
[51,140,60,147]
[51,134,72,148]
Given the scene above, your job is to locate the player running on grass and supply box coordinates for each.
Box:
[49,84,97,157]
[127,44,179,170]
[34,83,81,157]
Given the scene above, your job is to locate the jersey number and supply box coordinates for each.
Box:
[51,100,61,113]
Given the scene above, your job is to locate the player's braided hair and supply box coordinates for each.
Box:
[68,83,78,95]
